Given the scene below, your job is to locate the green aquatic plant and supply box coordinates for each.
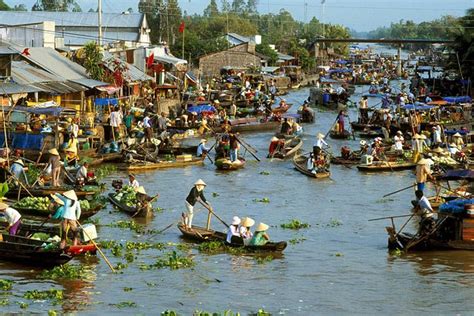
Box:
[125,241,166,251]
[39,264,87,280]
[327,219,343,227]
[259,171,270,175]
[280,219,310,230]
[48,310,57,316]
[123,287,133,292]
[109,220,146,233]
[255,256,274,265]
[289,237,307,245]
[162,310,178,316]
[94,164,117,180]
[141,251,194,270]
[114,262,128,271]
[251,309,271,316]
[198,241,225,254]
[0,279,13,291]
[111,244,123,257]
[253,197,270,203]
[23,289,63,300]
[98,240,119,249]
[111,301,137,308]
[193,310,241,316]
[0,299,9,306]
[212,192,219,197]
[17,301,28,309]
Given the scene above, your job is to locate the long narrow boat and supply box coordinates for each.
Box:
[230,121,281,133]
[350,122,381,131]
[0,233,72,266]
[271,103,293,115]
[356,161,416,172]
[215,157,246,170]
[293,155,330,179]
[270,137,303,160]
[6,186,98,199]
[118,157,204,172]
[330,156,360,165]
[108,193,153,218]
[14,204,102,220]
[177,224,287,253]
[329,130,352,140]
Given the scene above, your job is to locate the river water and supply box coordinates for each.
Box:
[2,84,474,315]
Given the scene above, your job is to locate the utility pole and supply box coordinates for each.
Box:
[98,0,102,46]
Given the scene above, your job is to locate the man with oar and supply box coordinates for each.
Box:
[183,179,209,230]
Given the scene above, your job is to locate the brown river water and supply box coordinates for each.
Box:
[2,85,474,314]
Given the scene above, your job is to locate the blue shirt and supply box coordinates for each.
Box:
[197,143,209,156]
[10,163,28,184]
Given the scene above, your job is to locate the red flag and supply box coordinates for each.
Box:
[179,21,185,33]
[146,52,154,68]
[21,48,30,56]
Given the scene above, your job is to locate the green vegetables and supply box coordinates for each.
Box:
[14,197,50,211]
[114,185,137,208]
[80,200,90,210]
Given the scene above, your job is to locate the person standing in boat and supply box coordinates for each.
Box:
[229,134,240,162]
[336,110,347,135]
[226,216,241,244]
[453,133,464,150]
[47,148,62,187]
[358,96,369,123]
[142,113,153,143]
[184,179,209,230]
[10,159,28,185]
[249,223,270,246]
[128,174,139,189]
[48,193,65,220]
[135,186,155,216]
[0,202,22,235]
[280,118,292,135]
[76,161,90,186]
[197,139,210,158]
[415,158,434,193]
[60,190,81,249]
[314,133,329,154]
[393,131,404,153]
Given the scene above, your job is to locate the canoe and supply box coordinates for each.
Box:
[330,156,360,165]
[350,122,381,131]
[215,157,246,170]
[272,104,292,115]
[270,137,303,160]
[0,233,72,266]
[358,130,384,138]
[15,204,102,220]
[89,152,122,166]
[230,121,280,133]
[6,186,99,199]
[293,155,330,179]
[177,224,287,253]
[357,161,416,172]
[119,157,204,172]
[329,130,352,140]
[108,193,153,218]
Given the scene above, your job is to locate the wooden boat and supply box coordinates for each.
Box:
[329,130,352,140]
[271,103,292,115]
[293,155,330,179]
[330,156,359,165]
[0,233,72,266]
[89,152,122,166]
[215,157,246,170]
[350,122,381,131]
[358,129,384,138]
[6,186,99,199]
[357,161,416,172]
[230,121,280,133]
[15,204,102,220]
[177,224,287,253]
[119,157,204,172]
[108,193,153,218]
[269,137,303,160]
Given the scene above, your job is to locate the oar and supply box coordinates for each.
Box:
[325,116,339,139]
[235,135,260,162]
[205,142,216,164]
[131,194,159,218]
[36,142,48,165]
[76,220,116,273]
[197,199,229,228]
[383,183,416,198]
[368,214,415,221]
[381,152,394,172]
[7,170,33,197]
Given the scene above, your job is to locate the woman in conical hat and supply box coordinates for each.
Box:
[184,179,208,229]
[48,148,61,186]
[249,222,270,246]
[59,190,81,249]
[240,217,255,245]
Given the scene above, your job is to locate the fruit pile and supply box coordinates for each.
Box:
[14,197,50,210]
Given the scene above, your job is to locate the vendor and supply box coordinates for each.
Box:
[0,202,22,235]
[197,139,209,158]
[128,174,139,189]
[10,159,28,185]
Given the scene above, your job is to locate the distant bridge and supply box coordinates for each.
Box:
[312,38,454,44]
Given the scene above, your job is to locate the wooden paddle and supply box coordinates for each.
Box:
[131,193,159,218]
[235,135,260,162]
[26,217,50,238]
[197,199,229,228]
[36,142,48,164]
[76,220,116,273]
[383,183,416,198]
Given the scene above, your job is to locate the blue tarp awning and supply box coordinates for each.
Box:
[440,198,474,214]
[328,68,352,74]
[444,129,469,136]
[443,96,472,103]
[95,98,118,106]
[6,105,65,116]
[402,103,434,111]
[335,60,348,64]
[440,170,474,181]
[187,104,216,114]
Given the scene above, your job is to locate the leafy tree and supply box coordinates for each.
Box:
[231,0,245,14]
[220,0,230,12]
[256,44,278,65]
[32,0,82,12]
[0,0,10,10]
[204,0,219,17]
[452,8,474,77]
[246,0,258,14]
[81,42,104,81]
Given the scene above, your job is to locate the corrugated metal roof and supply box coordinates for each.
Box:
[0,82,45,94]
[11,60,61,84]
[0,12,143,28]
[0,47,16,55]
[62,31,139,46]
[103,51,153,83]
[71,78,109,89]
[32,81,86,94]
[277,52,295,61]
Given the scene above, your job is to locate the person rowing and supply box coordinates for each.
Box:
[135,186,156,216]
[59,190,81,249]
[197,139,210,158]
[184,179,209,230]
[128,174,139,189]
[249,222,270,246]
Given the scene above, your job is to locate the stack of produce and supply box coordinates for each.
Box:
[14,197,50,211]
[113,186,137,208]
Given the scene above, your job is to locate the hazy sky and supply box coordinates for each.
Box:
[5,0,473,32]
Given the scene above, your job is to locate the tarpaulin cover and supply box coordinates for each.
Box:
[12,105,64,116]
[440,169,474,181]
[402,103,434,111]
[443,96,472,103]
[444,129,468,136]
[95,98,118,106]
[9,133,44,150]
[187,105,216,114]
[439,198,474,214]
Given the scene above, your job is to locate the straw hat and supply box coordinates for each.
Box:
[359,140,367,146]
[317,133,325,139]
[453,132,462,137]
[231,216,241,226]
[419,134,427,140]
[241,217,255,228]
[0,202,8,210]
[417,158,429,165]
[200,139,207,143]
[136,186,147,195]
[271,136,279,142]
[449,142,457,147]
[14,159,24,166]
[213,100,220,104]
[432,147,444,154]
[194,179,206,186]
[0,158,6,164]
[396,131,402,135]
[48,148,59,156]
[63,190,78,201]
[50,194,64,206]
[255,222,269,232]
[412,134,421,139]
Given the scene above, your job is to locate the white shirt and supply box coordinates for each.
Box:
[62,200,81,221]
[4,207,21,225]
[418,196,433,215]
[110,111,123,128]
[129,179,139,188]
[314,138,328,148]
[143,116,152,128]
[394,135,404,150]
[226,225,240,243]
[76,166,88,179]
